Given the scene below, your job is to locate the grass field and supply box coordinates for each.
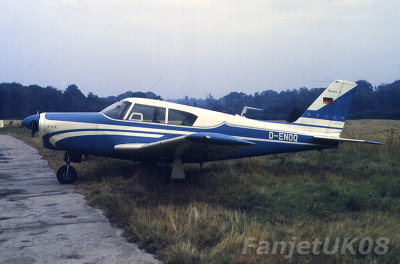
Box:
[1,120,400,263]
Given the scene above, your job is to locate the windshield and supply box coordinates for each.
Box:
[101,101,132,119]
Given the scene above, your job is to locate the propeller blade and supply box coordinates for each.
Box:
[31,121,38,137]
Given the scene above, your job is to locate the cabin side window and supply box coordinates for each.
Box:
[128,104,166,123]
[101,101,132,120]
[168,109,197,126]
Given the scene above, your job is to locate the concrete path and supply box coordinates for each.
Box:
[0,135,161,264]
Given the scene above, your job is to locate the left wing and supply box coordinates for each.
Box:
[114,132,255,162]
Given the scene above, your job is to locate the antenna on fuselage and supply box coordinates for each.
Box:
[148,76,163,100]
[241,106,263,117]
[150,76,163,91]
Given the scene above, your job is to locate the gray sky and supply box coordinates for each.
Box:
[1,0,399,99]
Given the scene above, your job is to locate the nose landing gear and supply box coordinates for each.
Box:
[56,152,81,184]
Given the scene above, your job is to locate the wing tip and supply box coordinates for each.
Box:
[364,140,385,145]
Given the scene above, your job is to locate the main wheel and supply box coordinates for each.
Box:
[56,165,77,184]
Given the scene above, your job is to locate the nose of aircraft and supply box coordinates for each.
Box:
[22,114,39,129]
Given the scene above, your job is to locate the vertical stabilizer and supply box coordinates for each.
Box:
[294,80,358,136]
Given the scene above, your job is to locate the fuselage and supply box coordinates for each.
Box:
[30,98,338,163]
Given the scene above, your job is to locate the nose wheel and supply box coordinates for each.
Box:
[56,153,78,184]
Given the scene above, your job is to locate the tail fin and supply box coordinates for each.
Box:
[294,80,358,136]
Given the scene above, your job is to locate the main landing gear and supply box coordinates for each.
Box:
[56,152,81,184]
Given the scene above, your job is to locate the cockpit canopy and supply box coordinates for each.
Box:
[101,100,198,126]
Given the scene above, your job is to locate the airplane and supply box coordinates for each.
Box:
[22,80,383,184]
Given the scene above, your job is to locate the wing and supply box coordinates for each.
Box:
[114,132,255,162]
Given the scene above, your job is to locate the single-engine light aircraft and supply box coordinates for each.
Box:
[22,80,382,184]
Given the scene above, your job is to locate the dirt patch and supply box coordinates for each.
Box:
[0,189,25,198]
[0,147,12,152]
[2,256,36,264]
[60,254,84,260]
[29,230,48,236]
[62,215,77,219]
[0,173,14,180]
[44,203,58,207]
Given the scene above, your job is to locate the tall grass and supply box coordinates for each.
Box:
[2,120,400,263]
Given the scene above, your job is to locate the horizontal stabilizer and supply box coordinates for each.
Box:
[314,136,384,145]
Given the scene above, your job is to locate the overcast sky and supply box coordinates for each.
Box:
[1,0,399,99]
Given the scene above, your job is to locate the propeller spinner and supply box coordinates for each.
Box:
[22,113,40,137]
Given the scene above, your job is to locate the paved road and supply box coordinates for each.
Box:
[0,135,161,264]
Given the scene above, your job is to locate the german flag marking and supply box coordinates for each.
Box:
[323,97,333,104]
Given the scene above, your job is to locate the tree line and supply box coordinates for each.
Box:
[175,80,400,121]
[0,83,157,119]
[0,80,399,121]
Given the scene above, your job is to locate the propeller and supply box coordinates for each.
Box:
[22,111,40,137]
[30,111,40,137]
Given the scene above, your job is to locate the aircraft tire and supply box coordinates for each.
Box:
[56,165,77,184]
